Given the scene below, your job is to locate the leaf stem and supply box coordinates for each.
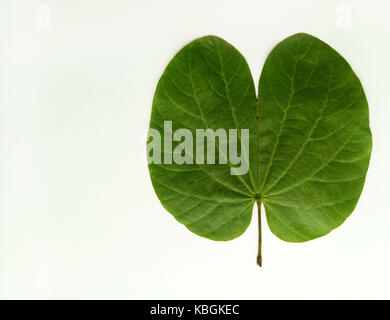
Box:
[256,200,262,267]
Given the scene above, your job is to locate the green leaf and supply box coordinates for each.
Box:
[147,33,372,264]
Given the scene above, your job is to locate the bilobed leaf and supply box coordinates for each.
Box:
[147,33,372,263]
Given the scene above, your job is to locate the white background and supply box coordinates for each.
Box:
[0,0,389,299]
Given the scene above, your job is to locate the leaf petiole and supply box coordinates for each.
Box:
[257,200,262,267]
